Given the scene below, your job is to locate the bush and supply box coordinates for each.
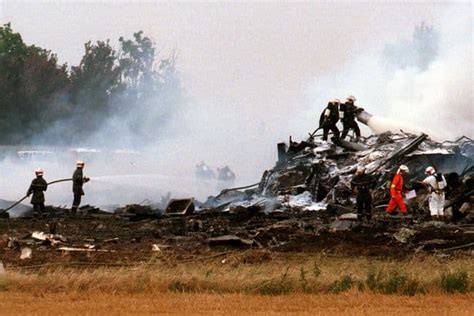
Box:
[365,270,424,295]
[299,267,308,292]
[330,275,353,293]
[365,271,382,291]
[383,271,406,294]
[403,279,424,296]
[441,271,469,293]
[252,266,292,295]
[255,279,292,295]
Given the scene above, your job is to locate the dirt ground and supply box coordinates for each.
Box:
[1,212,473,268]
[1,216,473,315]
[0,292,473,315]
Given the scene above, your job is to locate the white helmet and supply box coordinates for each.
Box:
[76,160,85,167]
[347,95,356,102]
[333,98,341,104]
[35,168,44,175]
[399,165,409,173]
[425,166,436,175]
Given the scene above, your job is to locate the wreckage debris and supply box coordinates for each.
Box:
[20,247,32,260]
[208,235,256,248]
[0,128,473,264]
[166,198,195,216]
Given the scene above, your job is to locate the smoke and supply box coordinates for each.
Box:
[0,2,472,212]
[303,6,472,140]
[383,15,473,139]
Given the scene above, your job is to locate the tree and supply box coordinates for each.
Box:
[0,23,69,143]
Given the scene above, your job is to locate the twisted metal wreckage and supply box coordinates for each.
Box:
[204,110,474,224]
[1,111,474,259]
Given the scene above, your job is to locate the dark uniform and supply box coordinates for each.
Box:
[351,173,376,221]
[319,102,340,141]
[340,101,361,141]
[72,168,86,215]
[27,176,48,217]
[217,166,236,182]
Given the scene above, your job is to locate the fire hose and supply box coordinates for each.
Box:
[0,178,73,213]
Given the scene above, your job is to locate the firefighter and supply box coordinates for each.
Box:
[27,168,48,218]
[422,166,447,219]
[71,160,90,217]
[340,95,361,142]
[351,166,376,221]
[386,165,409,215]
[319,99,340,141]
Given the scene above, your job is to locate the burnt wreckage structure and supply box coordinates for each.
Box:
[1,111,474,260]
[205,111,474,224]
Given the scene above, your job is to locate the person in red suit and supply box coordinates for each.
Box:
[386,165,409,215]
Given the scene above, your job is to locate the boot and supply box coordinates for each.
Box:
[70,207,77,218]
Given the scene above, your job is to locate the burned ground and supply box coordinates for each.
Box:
[1,131,473,269]
[1,208,473,268]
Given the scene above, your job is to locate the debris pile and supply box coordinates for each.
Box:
[204,131,473,223]
[1,131,473,266]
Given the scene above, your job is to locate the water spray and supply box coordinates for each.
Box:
[356,110,425,135]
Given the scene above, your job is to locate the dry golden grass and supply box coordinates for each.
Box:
[2,252,472,295]
[0,292,473,315]
[0,252,473,314]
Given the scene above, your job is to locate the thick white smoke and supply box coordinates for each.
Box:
[302,7,473,140]
[0,3,472,214]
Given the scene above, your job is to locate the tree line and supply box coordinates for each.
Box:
[0,23,181,145]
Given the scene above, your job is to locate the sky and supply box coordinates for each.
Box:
[0,1,472,205]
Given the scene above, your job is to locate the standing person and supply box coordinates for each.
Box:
[422,166,447,219]
[27,168,48,218]
[319,99,340,141]
[71,160,90,217]
[351,166,376,221]
[340,95,361,142]
[386,165,409,215]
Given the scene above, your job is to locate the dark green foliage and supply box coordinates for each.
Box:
[0,23,181,145]
[441,271,469,293]
[330,275,353,293]
[0,23,69,144]
[365,269,425,295]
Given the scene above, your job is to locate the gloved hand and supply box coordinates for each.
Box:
[83,177,90,183]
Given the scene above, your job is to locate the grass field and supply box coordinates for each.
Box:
[0,252,473,314]
[1,292,473,315]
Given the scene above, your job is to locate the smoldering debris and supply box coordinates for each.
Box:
[0,130,473,266]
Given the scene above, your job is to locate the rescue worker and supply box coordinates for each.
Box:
[340,95,361,142]
[217,165,236,182]
[386,165,409,215]
[195,161,215,179]
[422,166,447,219]
[319,99,340,141]
[71,160,90,217]
[350,166,376,221]
[27,168,48,218]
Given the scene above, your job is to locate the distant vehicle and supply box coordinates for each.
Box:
[16,150,55,161]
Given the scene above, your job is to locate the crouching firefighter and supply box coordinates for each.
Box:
[351,166,376,221]
[70,160,90,217]
[319,99,340,141]
[386,165,409,215]
[27,168,48,218]
[422,166,447,219]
